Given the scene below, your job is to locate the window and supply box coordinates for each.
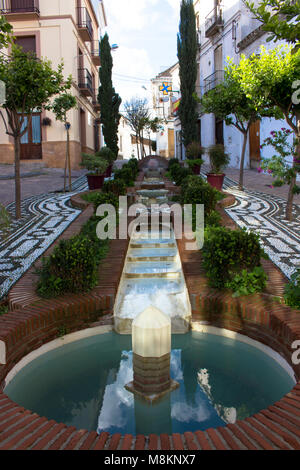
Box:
[15,35,36,54]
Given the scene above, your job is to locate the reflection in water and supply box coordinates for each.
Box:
[197,369,237,424]
[5,332,295,435]
[97,350,225,435]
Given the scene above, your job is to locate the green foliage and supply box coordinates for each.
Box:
[260,128,300,192]
[99,34,122,156]
[82,191,119,211]
[168,158,180,169]
[202,226,264,289]
[225,267,268,297]
[102,179,127,196]
[244,0,300,45]
[37,236,99,298]
[114,161,139,186]
[51,93,77,123]
[0,16,13,49]
[0,204,10,239]
[284,268,300,309]
[37,215,110,298]
[0,303,8,316]
[126,158,139,172]
[81,153,108,175]
[177,0,198,146]
[205,210,222,228]
[187,159,204,169]
[208,145,230,174]
[97,146,116,165]
[168,162,191,186]
[186,142,205,160]
[181,175,222,216]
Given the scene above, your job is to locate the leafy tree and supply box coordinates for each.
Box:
[237,45,300,220]
[177,0,198,148]
[0,46,72,218]
[144,117,163,156]
[0,16,13,48]
[124,97,150,159]
[201,58,272,190]
[52,93,77,192]
[245,0,300,45]
[98,33,122,158]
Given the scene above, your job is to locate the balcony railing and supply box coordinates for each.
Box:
[91,41,101,66]
[77,7,93,42]
[78,68,93,97]
[203,70,224,94]
[1,0,40,16]
[205,4,224,38]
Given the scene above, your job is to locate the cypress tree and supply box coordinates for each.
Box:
[177,0,198,148]
[98,33,122,157]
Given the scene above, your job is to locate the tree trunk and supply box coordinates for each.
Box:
[14,134,21,219]
[285,133,299,221]
[239,130,248,191]
[67,128,72,191]
[136,133,140,159]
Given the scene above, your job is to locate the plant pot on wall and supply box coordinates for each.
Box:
[206,173,225,191]
[104,164,113,178]
[87,174,105,190]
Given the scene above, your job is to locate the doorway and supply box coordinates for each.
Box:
[20,113,42,160]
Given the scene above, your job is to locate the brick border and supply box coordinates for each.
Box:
[0,177,300,449]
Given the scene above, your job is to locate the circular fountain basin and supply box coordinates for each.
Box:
[4,329,295,437]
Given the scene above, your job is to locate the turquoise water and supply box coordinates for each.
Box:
[5,332,295,436]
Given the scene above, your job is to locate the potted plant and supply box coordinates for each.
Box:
[186,142,205,175]
[81,153,109,190]
[95,146,116,178]
[207,144,230,190]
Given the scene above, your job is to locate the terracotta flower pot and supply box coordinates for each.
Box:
[104,164,113,178]
[87,174,105,190]
[192,165,201,175]
[206,173,225,191]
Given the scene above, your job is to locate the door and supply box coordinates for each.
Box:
[168,129,175,158]
[249,120,261,163]
[80,109,86,151]
[20,113,42,160]
[215,117,224,146]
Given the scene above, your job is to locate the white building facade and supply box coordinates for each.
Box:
[193,0,293,169]
[151,64,180,159]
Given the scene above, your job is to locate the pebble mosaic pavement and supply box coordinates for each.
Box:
[0,173,299,299]
[222,176,300,280]
[0,176,88,299]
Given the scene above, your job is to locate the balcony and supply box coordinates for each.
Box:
[203,70,224,94]
[91,41,101,66]
[92,89,100,112]
[78,68,93,97]
[77,7,93,42]
[205,4,224,38]
[1,0,40,20]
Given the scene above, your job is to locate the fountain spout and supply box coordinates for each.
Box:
[125,306,179,403]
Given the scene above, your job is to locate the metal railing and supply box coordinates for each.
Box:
[203,70,224,94]
[1,0,40,14]
[77,7,93,40]
[78,68,93,95]
[205,4,223,36]
[92,88,100,107]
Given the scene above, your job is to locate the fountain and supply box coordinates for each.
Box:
[125,306,179,403]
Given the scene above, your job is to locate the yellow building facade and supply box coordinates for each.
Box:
[0,0,107,169]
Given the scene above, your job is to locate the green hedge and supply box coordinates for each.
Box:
[202,226,266,290]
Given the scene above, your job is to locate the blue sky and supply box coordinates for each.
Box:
[93,0,181,109]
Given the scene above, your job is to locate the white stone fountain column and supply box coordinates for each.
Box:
[125,306,179,403]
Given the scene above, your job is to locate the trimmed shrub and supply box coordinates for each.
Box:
[284,268,300,310]
[102,179,127,196]
[114,166,137,186]
[168,163,191,186]
[82,191,119,211]
[202,226,265,289]
[37,235,100,298]
[181,175,222,216]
